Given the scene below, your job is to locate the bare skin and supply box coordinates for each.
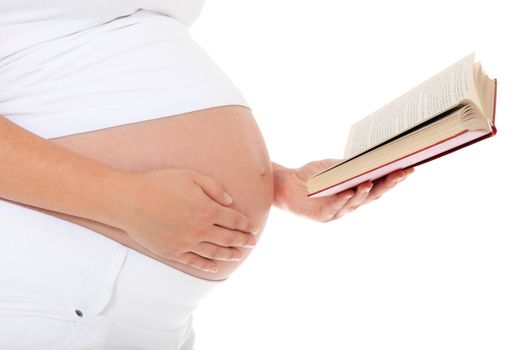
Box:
[40,105,273,281]
[6,104,413,281]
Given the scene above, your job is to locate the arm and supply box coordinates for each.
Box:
[0,116,131,228]
[0,116,258,272]
[271,159,414,222]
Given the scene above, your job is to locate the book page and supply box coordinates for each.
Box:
[473,61,496,123]
[344,53,476,159]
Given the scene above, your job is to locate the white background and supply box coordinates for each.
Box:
[190,1,525,349]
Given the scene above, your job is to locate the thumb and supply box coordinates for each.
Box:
[319,158,344,169]
[192,172,233,206]
[297,158,344,183]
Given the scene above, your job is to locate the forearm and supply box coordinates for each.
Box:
[0,116,132,228]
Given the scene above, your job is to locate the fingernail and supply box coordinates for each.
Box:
[362,186,372,192]
[224,192,233,204]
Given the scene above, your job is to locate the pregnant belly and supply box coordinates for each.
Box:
[42,105,274,281]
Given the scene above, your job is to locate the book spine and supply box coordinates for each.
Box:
[492,78,498,134]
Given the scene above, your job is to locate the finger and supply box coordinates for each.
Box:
[170,252,218,273]
[364,170,405,204]
[319,189,355,221]
[215,206,260,235]
[333,188,355,206]
[195,242,244,261]
[351,181,373,206]
[333,181,373,219]
[364,167,414,205]
[404,167,416,177]
[192,171,234,206]
[206,225,257,248]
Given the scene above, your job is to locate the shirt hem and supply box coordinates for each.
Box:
[10,85,251,139]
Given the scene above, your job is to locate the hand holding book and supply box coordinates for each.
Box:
[273,160,414,222]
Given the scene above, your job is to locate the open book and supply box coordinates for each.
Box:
[306,53,497,198]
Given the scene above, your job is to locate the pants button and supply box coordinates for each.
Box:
[75,309,84,317]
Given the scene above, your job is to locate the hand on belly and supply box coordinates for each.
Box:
[117,167,261,272]
[43,105,274,281]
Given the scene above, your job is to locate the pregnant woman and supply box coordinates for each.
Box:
[0,1,413,349]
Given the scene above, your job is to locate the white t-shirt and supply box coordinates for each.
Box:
[0,0,249,139]
[0,1,248,317]
[0,0,205,58]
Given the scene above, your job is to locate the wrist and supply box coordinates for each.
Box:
[272,162,293,209]
[91,169,140,231]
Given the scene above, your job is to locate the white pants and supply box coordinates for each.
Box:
[0,199,222,349]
